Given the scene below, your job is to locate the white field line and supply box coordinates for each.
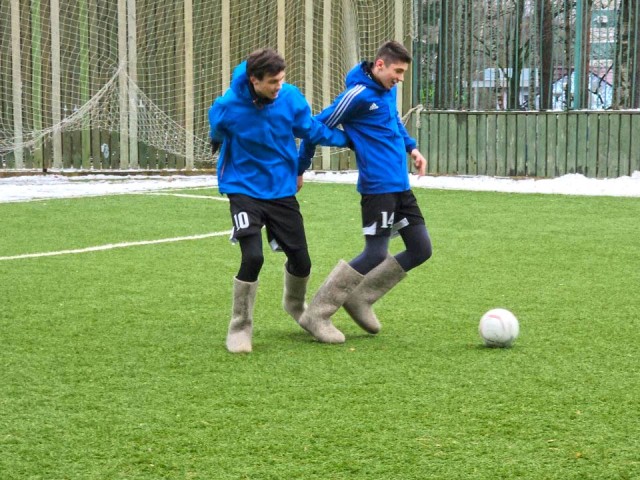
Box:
[0,231,232,261]
[141,192,229,201]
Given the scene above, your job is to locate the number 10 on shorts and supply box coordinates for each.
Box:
[234,212,250,230]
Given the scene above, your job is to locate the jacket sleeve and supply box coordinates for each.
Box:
[392,86,417,153]
[297,88,364,174]
[208,100,226,144]
[396,111,417,153]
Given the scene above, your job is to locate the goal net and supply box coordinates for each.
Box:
[0,0,412,171]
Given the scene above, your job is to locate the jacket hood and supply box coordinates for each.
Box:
[230,61,251,100]
[345,61,387,92]
[230,61,277,106]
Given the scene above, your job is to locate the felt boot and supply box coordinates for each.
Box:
[226,278,258,353]
[282,267,309,323]
[298,260,364,343]
[343,254,407,334]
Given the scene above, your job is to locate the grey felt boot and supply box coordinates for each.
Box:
[282,267,309,323]
[343,254,407,334]
[298,260,364,343]
[226,278,258,353]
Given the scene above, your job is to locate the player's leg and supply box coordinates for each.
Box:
[393,190,432,271]
[342,193,403,333]
[344,193,432,333]
[263,197,311,323]
[394,223,432,271]
[349,235,390,274]
[298,259,363,343]
[225,195,265,353]
[298,193,397,341]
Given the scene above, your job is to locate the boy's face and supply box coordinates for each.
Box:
[372,58,408,90]
[250,70,285,100]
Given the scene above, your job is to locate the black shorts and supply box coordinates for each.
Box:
[360,190,425,237]
[227,194,308,252]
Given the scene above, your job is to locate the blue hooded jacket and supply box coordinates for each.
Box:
[299,62,417,194]
[209,62,350,199]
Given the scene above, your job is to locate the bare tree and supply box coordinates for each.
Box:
[537,0,554,110]
[433,0,457,108]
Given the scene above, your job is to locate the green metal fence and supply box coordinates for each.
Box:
[416,110,640,177]
[413,0,640,111]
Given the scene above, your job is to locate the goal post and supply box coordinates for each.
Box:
[0,0,413,171]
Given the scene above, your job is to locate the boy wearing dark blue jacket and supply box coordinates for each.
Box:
[297,41,432,343]
[209,48,350,353]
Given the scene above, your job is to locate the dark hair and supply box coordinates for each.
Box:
[375,40,412,65]
[246,48,286,80]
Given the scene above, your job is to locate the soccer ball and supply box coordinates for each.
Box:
[479,308,519,348]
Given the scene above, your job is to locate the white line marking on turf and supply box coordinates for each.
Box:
[141,192,229,201]
[0,231,232,261]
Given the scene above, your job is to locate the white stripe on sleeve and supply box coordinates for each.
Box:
[325,85,365,128]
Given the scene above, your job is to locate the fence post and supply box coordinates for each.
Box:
[305,0,314,109]
[185,0,194,169]
[10,0,23,168]
[31,0,44,169]
[573,0,585,109]
[127,0,138,168]
[277,0,285,55]
[221,0,230,92]
[118,0,129,169]
[321,0,332,170]
[395,0,403,113]
[50,0,62,168]
[80,0,90,169]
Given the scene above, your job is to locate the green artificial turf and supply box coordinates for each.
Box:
[1,183,639,479]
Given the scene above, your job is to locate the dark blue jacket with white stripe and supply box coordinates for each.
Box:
[209,62,350,200]
[299,61,417,194]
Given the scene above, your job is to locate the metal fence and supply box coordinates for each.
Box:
[413,0,640,111]
[2,1,640,177]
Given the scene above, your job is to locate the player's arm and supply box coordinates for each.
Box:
[207,101,227,154]
[293,100,349,147]
[297,88,364,174]
[395,108,426,176]
[294,94,353,175]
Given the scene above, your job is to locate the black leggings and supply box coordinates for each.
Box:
[349,224,432,275]
[236,233,311,282]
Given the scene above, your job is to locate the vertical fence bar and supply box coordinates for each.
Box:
[576,112,589,175]
[619,113,631,176]
[277,0,285,55]
[50,0,62,168]
[607,113,620,177]
[321,0,331,170]
[342,0,358,69]
[573,0,584,109]
[630,114,640,174]
[596,112,608,178]
[184,0,194,169]
[127,0,138,168]
[304,0,313,108]
[221,0,230,92]
[118,0,129,169]
[31,0,43,168]
[79,0,90,168]
[395,0,403,111]
[586,112,598,177]
[10,0,23,168]
[566,113,578,173]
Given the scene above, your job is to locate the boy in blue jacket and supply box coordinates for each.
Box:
[297,41,432,343]
[209,48,350,353]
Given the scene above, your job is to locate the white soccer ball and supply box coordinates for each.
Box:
[479,308,519,348]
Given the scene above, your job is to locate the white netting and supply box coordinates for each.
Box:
[0,0,411,170]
